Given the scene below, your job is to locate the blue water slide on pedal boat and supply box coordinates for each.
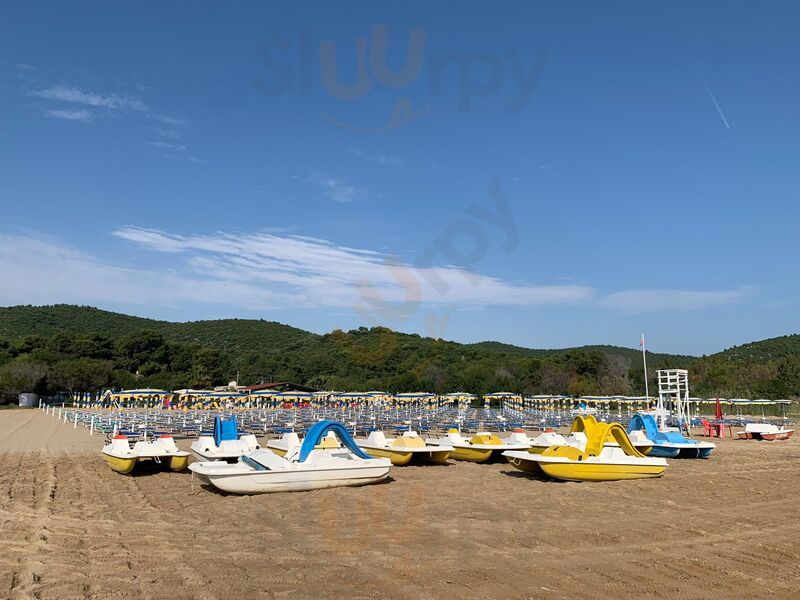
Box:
[627,414,714,459]
[190,415,261,462]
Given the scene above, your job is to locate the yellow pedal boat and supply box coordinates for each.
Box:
[267,431,341,457]
[503,419,667,482]
[356,430,452,465]
[101,434,190,474]
[426,429,530,463]
[526,417,653,456]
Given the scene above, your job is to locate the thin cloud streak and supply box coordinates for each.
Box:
[29,85,147,112]
[705,83,730,130]
[152,114,189,126]
[348,147,405,167]
[307,173,365,203]
[603,287,751,314]
[148,141,187,151]
[45,108,93,122]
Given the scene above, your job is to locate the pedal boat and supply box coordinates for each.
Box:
[737,423,795,441]
[576,416,656,455]
[189,421,391,494]
[628,414,714,458]
[191,416,261,462]
[504,420,667,482]
[267,430,341,457]
[102,434,190,474]
[526,429,570,454]
[356,430,452,465]
[426,429,530,463]
[527,419,654,455]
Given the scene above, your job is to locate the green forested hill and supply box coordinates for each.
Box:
[0,305,797,401]
[0,305,160,338]
[710,335,800,363]
[0,305,317,353]
[466,341,555,357]
[469,340,693,367]
[687,334,800,399]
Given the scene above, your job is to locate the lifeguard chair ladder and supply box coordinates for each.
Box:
[656,369,692,434]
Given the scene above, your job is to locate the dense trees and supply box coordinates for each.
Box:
[0,305,797,403]
[0,329,231,401]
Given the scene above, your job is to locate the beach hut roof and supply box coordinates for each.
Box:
[271,391,314,398]
[113,388,171,396]
[248,389,278,396]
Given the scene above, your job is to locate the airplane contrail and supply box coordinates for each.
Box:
[705,83,730,130]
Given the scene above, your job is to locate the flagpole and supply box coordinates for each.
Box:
[641,333,649,404]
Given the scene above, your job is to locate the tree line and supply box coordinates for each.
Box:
[2,324,798,403]
[0,330,228,401]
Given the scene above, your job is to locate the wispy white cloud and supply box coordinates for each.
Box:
[45,109,93,122]
[29,85,147,112]
[603,287,751,314]
[348,147,405,167]
[148,141,187,151]
[112,227,592,309]
[150,126,183,140]
[373,153,405,167]
[152,114,189,126]
[307,173,365,203]
[0,227,750,320]
[0,233,282,310]
[24,77,198,161]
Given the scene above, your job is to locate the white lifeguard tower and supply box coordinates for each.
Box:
[656,369,692,433]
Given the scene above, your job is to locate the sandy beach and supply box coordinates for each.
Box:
[0,409,798,599]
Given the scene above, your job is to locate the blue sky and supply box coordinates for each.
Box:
[2,1,799,355]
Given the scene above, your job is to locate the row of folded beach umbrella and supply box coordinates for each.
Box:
[68,389,794,413]
[45,401,794,441]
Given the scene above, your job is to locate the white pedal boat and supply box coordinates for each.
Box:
[102,434,190,474]
[356,430,453,465]
[426,429,531,463]
[267,430,341,456]
[190,421,391,494]
[526,429,585,453]
[737,423,795,441]
[190,416,261,462]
